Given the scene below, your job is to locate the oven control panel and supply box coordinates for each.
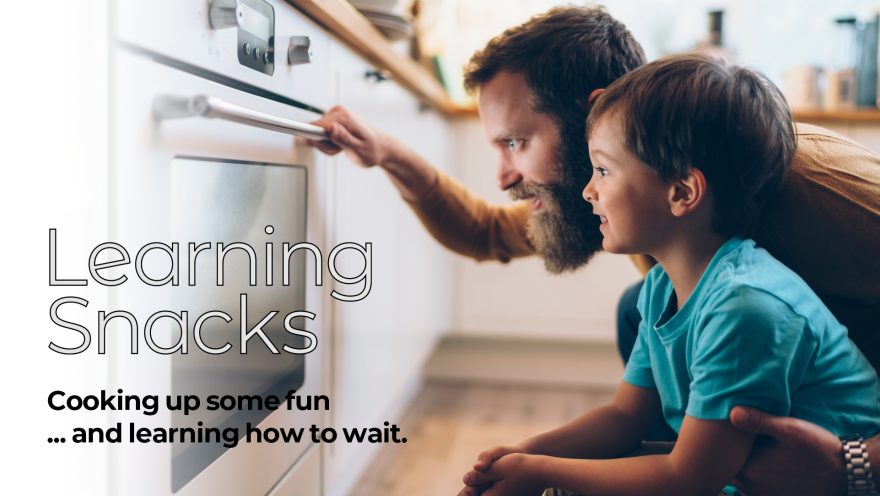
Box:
[236,0,274,75]
[210,0,275,75]
[116,0,331,109]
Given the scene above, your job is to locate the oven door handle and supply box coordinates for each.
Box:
[153,94,330,141]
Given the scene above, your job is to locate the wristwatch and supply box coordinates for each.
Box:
[840,435,879,496]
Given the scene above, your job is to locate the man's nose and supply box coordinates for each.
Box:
[496,159,523,191]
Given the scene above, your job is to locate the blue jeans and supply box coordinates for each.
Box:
[617,279,678,442]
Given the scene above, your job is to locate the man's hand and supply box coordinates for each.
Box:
[458,453,546,496]
[729,406,846,496]
[307,106,438,201]
[307,106,395,168]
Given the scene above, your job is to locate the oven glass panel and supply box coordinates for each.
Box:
[169,157,308,492]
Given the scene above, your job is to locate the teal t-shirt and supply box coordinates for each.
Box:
[623,237,880,438]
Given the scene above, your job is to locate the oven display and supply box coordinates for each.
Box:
[237,0,275,76]
[240,2,271,40]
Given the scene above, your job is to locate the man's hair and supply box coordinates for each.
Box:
[462,6,648,274]
[463,5,646,128]
[586,51,797,237]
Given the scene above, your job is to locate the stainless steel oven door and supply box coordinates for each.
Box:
[110,47,327,496]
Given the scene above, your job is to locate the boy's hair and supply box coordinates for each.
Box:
[463,5,646,135]
[586,51,797,237]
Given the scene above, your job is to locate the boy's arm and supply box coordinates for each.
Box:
[462,414,756,496]
[524,381,661,459]
[469,382,660,476]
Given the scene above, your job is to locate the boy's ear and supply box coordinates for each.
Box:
[587,88,605,111]
[668,168,708,218]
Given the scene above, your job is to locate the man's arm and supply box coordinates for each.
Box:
[730,405,880,496]
[308,106,535,262]
[307,106,438,201]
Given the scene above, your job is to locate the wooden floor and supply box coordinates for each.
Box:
[347,382,616,496]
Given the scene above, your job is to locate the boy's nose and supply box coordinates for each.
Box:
[583,181,596,202]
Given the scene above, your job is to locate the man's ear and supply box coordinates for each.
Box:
[669,168,708,218]
[587,88,605,111]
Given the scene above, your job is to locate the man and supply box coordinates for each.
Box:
[309,6,880,496]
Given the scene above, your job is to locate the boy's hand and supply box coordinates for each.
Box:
[729,406,846,496]
[459,453,546,496]
[472,445,528,472]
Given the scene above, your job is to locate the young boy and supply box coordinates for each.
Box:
[458,52,880,496]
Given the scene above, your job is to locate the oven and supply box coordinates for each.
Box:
[109,1,331,494]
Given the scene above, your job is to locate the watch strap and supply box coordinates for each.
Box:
[841,435,879,496]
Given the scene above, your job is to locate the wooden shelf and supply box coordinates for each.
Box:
[792,108,880,123]
[287,0,465,115]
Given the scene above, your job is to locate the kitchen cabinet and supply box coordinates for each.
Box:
[321,37,455,496]
[268,444,321,496]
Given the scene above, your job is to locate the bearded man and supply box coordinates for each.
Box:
[309,6,880,496]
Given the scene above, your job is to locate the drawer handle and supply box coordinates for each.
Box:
[153,94,330,141]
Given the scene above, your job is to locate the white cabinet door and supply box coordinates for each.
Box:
[321,38,454,496]
[268,445,321,496]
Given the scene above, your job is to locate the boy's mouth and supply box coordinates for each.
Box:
[599,215,608,225]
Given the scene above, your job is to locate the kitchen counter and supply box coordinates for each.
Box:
[792,108,880,123]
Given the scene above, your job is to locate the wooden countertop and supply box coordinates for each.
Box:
[792,108,880,123]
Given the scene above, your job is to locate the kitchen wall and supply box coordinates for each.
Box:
[416,0,880,104]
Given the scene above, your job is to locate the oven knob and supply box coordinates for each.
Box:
[262,51,270,64]
[208,0,243,30]
[288,36,313,66]
[243,42,251,55]
[254,47,261,61]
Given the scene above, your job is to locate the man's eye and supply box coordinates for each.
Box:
[508,139,521,149]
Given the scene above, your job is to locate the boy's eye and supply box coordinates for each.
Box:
[594,167,608,177]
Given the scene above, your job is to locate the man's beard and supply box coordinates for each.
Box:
[508,141,604,274]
